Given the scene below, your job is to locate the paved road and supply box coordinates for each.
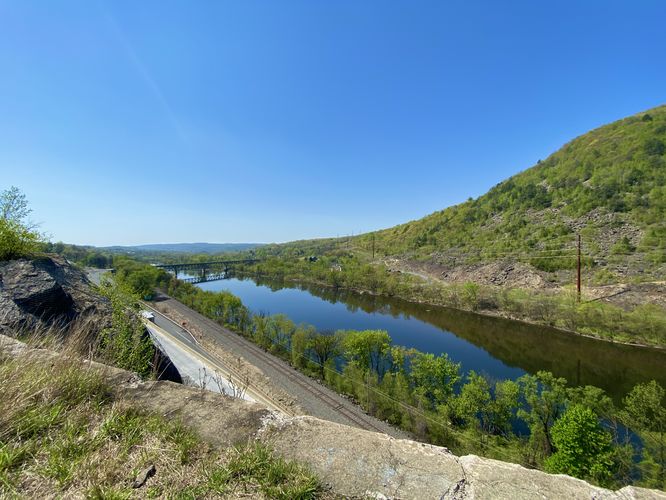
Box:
[145,322,254,401]
[152,296,409,438]
[85,268,111,286]
[142,308,290,413]
[150,310,199,346]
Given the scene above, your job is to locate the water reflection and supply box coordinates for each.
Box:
[197,276,666,401]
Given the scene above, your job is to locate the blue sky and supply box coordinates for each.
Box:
[1,1,664,246]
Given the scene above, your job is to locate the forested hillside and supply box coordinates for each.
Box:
[364,105,666,278]
[260,105,666,286]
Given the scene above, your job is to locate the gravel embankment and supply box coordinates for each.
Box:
[153,295,409,439]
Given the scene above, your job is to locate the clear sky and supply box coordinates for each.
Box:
[1,1,664,246]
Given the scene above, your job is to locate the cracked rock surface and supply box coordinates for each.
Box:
[259,417,664,499]
[261,416,466,498]
[0,255,111,334]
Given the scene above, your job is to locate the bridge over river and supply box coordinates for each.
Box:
[154,259,260,284]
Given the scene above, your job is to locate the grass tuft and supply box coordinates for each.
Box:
[0,335,326,498]
[209,442,321,499]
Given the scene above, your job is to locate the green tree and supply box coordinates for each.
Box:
[544,405,614,485]
[252,314,271,349]
[455,371,491,431]
[266,314,296,356]
[308,332,341,378]
[621,381,666,489]
[389,345,415,374]
[410,352,460,409]
[489,379,520,437]
[518,371,568,457]
[0,186,32,222]
[453,373,519,439]
[291,325,314,369]
[125,269,160,299]
[341,329,391,376]
[0,186,42,260]
[566,385,614,420]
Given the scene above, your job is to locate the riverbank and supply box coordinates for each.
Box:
[161,274,666,489]
[150,293,409,438]
[250,271,664,348]
[199,274,666,402]
[106,258,666,489]
[235,258,666,349]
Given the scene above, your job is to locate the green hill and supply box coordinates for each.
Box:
[238,105,666,345]
[342,106,666,286]
[261,105,666,287]
[366,105,665,268]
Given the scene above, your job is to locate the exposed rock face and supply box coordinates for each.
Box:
[439,260,548,289]
[2,334,663,500]
[0,255,111,334]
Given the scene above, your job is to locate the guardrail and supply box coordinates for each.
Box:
[140,302,295,416]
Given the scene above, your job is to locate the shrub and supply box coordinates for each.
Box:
[0,219,41,260]
[0,187,42,261]
[545,405,614,484]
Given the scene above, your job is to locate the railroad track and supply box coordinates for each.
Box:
[141,302,296,416]
[227,332,387,434]
[148,300,389,434]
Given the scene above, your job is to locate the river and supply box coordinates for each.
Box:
[197,276,666,401]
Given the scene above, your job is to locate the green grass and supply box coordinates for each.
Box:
[0,342,324,499]
[202,443,321,499]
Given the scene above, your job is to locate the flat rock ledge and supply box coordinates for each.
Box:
[1,335,663,500]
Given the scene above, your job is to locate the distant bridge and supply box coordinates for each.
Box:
[154,259,260,282]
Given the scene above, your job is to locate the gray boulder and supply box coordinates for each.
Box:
[0,255,111,334]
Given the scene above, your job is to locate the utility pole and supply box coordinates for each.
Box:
[577,234,581,302]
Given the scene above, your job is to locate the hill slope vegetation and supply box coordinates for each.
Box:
[260,105,666,289]
[366,105,666,281]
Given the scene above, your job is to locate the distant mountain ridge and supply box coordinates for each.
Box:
[103,243,263,254]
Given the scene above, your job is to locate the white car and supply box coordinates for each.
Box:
[140,310,156,323]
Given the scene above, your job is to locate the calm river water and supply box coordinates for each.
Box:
[197,276,666,400]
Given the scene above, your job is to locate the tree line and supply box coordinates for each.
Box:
[234,256,666,347]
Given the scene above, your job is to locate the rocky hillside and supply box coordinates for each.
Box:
[0,255,183,382]
[258,105,666,292]
[0,255,111,334]
[361,104,666,286]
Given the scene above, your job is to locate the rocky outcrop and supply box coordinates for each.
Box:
[1,334,663,500]
[260,417,664,499]
[0,255,111,334]
[0,256,183,382]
